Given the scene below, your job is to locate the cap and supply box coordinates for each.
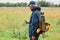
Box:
[28,1,36,6]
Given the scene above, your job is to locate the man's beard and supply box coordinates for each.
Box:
[31,8,36,11]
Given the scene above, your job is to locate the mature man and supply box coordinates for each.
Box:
[25,1,41,40]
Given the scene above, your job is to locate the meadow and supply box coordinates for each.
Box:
[0,7,60,40]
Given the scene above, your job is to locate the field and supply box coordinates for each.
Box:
[0,7,60,40]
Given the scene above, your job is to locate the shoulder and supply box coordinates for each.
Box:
[33,11,41,15]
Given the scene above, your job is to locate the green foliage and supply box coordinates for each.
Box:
[0,7,60,40]
[38,1,60,7]
[38,1,50,7]
[0,1,60,7]
[56,18,60,25]
[0,2,28,7]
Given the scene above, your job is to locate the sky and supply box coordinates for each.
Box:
[0,0,60,4]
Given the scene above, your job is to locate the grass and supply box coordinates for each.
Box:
[0,7,60,40]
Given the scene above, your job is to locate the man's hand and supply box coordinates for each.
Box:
[36,28,41,33]
[32,36,35,40]
[24,20,29,24]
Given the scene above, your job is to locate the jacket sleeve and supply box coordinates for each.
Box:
[31,11,40,36]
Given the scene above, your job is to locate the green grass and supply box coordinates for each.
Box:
[0,13,29,40]
[0,7,60,40]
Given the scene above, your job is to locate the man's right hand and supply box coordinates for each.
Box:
[31,36,35,40]
[24,20,29,24]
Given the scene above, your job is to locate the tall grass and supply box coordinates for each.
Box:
[0,7,60,40]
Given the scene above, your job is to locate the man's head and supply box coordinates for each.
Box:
[28,1,36,10]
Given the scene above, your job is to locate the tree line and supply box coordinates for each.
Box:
[0,1,60,7]
[38,1,60,7]
[0,2,27,7]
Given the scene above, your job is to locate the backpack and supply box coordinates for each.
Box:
[36,12,46,34]
[39,12,46,31]
[36,12,51,34]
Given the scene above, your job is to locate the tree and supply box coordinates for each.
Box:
[38,1,50,7]
[58,4,60,7]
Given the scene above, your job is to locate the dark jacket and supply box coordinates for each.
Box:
[29,6,41,37]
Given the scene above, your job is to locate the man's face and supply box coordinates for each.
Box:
[29,5,34,10]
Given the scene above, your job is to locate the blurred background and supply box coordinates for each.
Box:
[0,0,60,7]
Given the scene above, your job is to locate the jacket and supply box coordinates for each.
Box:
[29,6,41,37]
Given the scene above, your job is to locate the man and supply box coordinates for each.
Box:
[25,1,41,40]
